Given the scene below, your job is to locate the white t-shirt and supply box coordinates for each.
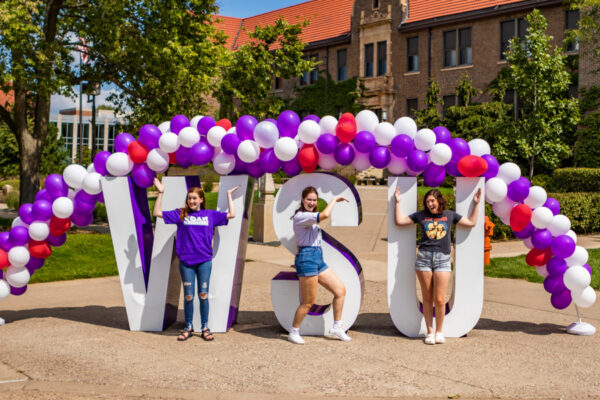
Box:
[293,211,322,247]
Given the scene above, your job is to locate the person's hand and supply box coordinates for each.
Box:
[394,187,401,203]
[227,185,240,196]
[153,177,164,193]
[473,188,482,204]
[335,197,349,203]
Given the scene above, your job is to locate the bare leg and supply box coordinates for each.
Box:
[433,271,451,333]
[416,270,434,335]
[317,268,346,321]
[292,276,318,329]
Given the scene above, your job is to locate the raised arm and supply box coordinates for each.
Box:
[318,196,348,222]
[394,187,414,226]
[153,177,164,218]
[226,185,240,219]
[457,188,482,227]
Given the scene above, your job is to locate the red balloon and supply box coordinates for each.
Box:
[298,144,319,173]
[457,155,488,177]
[525,248,553,267]
[336,121,356,143]
[339,112,356,123]
[169,152,177,164]
[127,141,149,163]
[28,240,52,259]
[509,204,532,232]
[0,249,8,269]
[49,216,71,237]
[216,119,232,131]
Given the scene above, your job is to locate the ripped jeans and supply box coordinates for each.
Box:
[179,260,212,331]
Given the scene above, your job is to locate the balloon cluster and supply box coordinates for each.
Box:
[0,110,594,312]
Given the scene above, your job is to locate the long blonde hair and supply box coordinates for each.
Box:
[180,186,206,221]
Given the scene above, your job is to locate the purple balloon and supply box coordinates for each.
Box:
[531,228,553,250]
[551,235,576,259]
[544,198,561,216]
[73,195,95,215]
[546,257,568,276]
[513,222,535,239]
[445,160,462,177]
[46,233,67,247]
[423,164,446,188]
[507,177,531,202]
[70,211,94,227]
[93,151,111,176]
[390,134,413,158]
[544,275,567,294]
[265,118,277,125]
[231,155,247,175]
[482,154,499,180]
[10,285,27,296]
[353,131,376,154]
[9,226,29,246]
[370,146,391,169]
[19,203,35,224]
[551,289,572,309]
[450,138,470,162]
[170,114,190,134]
[246,160,264,179]
[114,132,135,153]
[45,174,68,199]
[190,141,213,166]
[335,143,355,166]
[282,158,302,176]
[0,231,12,251]
[74,190,98,206]
[32,199,53,221]
[26,256,45,270]
[175,146,192,167]
[583,263,592,275]
[433,126,452,144]
[316,133,338,154]
[197,116,216,135]
[407,149,428,172]
[303,114,320,123]
[132,164,156,189]
[97,192,105,204]
[35,189,51,202]
[277,110,301,138]
[221,134,241,155]
[258,148,281,173]
[235,115,258,141]
[138,124,162,149]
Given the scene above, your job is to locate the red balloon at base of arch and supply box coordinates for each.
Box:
[510,204,532,232]
[49,216,71,237]
[457,155,488,177]
[298,144,319,173]
[28,240,52,259]
[0,249,8,269]
[525,248,553,267]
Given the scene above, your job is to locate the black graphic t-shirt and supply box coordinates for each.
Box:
[409,210,462,254]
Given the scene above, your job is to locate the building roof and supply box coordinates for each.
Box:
[213,15,243,50]
[403,0,524,24]
[216,0,354,50]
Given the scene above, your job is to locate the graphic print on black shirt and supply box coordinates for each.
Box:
[409,210,462,254]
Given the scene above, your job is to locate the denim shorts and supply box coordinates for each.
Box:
[295,246,328,277]
[415,249,452,272]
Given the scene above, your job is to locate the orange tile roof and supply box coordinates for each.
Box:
[213,15,243,50]
[404,0,524,24]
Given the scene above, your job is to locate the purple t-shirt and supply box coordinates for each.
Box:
[163,209,228,265]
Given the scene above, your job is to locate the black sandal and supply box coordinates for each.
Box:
[177,328,194,341]
[201,329,214,341]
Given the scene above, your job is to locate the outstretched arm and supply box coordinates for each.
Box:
[457,188,482,227]
[153,177,164,218]
[394,187,414,226]
[318,196,348,222]
[226,185,240,219]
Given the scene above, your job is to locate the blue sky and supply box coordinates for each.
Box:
[215,0,308,18]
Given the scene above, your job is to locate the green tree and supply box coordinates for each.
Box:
[414,79,442,128]
[574,86,600,166]
[289,75,363,117]
[571,0,600,70]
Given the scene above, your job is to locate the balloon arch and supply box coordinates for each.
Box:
[0,110,595,313]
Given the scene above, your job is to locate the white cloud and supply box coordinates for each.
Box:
[50,85,126,115]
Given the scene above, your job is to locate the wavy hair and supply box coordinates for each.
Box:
[291,186,318,219]
[180,186,206,221]
[422,189,446,214]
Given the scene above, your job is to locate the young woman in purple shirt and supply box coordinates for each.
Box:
[153,177,239,341]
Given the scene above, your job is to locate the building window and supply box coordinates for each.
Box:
[364,43,374,77]
[309,54,319,84]
[568,83,578,98]
[377,41,387,76]
[442,95,457,117]
[407,36,418,72]
[406,98,418,118]
[373,0,379,9]
[61,122,73,148]
[95,124,105,150]
[107,124,117,152]
[81,124,89,147]
[443,31,456,67]
[566,9,580,52]
[299,71,308,86]
[337,49,347,81]
[459,28,472,65]
[500,18,528,60]
[274,77,281,90]
[443,29,470,67]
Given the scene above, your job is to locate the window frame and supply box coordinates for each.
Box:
[364,43,374,77]
[566,9,580,52]
[500,17,528,60]
[406,98,418,118]
[337,48,347,81]
[407,36,419,72]
[377,41,387,76]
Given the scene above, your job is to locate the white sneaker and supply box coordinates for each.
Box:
[327,326,351,342]
[435,332,445,344]
[288,331,305,344]
[424,333,435,345]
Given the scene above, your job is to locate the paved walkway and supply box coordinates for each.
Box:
[1,186,599,399]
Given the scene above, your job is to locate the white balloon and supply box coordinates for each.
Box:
[11,217,28,228]
[414,128,436,151]
[52,197,74,219]
[178,127,200,148]
[82,172,102,195]
[572,286,597,308]
[106,153,133,177]
[274,137,298,162]
[0,279,10,300]
[28,221,49,241]
[207,126,227,148]
[317,152,337,170]
[86,163,96,173]
[213,151,236,175]
[319,115,338,134]
[523,236,535,249]
[485,177,508,203]
[535,265,549,278]
[531,207,554,229]
[566,229,578,243]
[523,186,547,209]
[355,109,379,133]
[227,127,236,134]
[387,155,408,175]
[468,138,491,157]
[548,214,571,237]
[374,122,397,146]
[158,121,171,134]
[393,117,417,138]
[298,120,321,144]
[563,265,591,292]
[8,246,30,267]
[497,162,521,184]
[146,148,170,173]
[237,140,260,163]
[253,121,279,149]
[492,197,515,220]
[566,246,589,267]
[190,115,203,129]
[5,266,30,288]
[352,151,371,171]
[158,131,179,154]
[63,164,88,189]
[430,143,452,166]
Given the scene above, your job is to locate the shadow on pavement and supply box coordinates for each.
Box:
[475,318,564,335]
[0,305,130,330]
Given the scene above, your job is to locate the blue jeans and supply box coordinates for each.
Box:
[179,260,212,331]
[295,246,328,277]
[415,250,452,272]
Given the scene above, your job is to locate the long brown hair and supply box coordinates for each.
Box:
[423,189,446,214]
[291,186,318,219]
[180,186,206,221]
